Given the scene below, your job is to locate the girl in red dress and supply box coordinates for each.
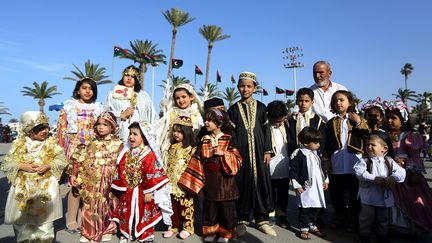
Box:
[112,121,172,243]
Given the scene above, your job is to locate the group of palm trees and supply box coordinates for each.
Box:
[4,9,431,124]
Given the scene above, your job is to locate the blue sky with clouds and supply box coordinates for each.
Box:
[0,0,431,123]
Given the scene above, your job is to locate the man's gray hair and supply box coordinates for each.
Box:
[313,60,332,72]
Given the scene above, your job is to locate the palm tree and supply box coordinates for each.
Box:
[162,8,195,79]
[126,40,166,89]
[286,99,296,114]
[21,81,61,113]
[9,118,18,123]
[198,83,221,99]
[412,102,431,123]
[199,25,230,91]
[400,63,414,90]
[392,88,417,104]
[64,60,112,85]
[158,75,191,91]
[416,91,432,104]
[221,87,240,107]
[0,102,11,116]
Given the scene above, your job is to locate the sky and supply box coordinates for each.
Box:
[0,0,431,123]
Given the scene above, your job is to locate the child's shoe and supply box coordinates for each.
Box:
[101,233,113,242]
[258,223,277,236]
[163,229,175,238]
[236,223,247,236]
[217,237,230,242]
[119,236,128,243]
[79,235,90,242]
[179,230,191,239]
[204,234,217,242]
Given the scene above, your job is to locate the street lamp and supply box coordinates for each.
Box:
[283,46,304,100]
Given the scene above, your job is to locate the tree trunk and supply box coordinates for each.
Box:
[167,28,177,80]
[38,99,45,113]
[139,63,147,90]
[405,77,408,90]
[204,44,213,97]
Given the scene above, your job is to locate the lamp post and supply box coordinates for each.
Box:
[283,46,304,100]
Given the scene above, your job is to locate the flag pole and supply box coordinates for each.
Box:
[194,72,197,86]
[112,55,115,88]
[151,64,155,120]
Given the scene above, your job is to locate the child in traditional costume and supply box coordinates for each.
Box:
[69,111,123,242]
[384,100,432,233]
[324,90,369,232]
[227,72,275,236]
[163,116,196,239]
[290,127,329,240]
[354,134,405,243]
[57,77,103,233]
[105,65,157,142]
[112,121,172,243]
[179,108,242,243]
[2,111,67,242]
[266,100,290,229]
[154,83,203,168]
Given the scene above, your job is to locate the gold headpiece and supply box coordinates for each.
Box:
[238,71,257,83]
[97,111,118,129]
[172,116,193,127]
[122,66,140,77]
[20,111,49,134]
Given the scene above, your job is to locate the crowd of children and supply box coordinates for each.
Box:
[1,63,431,243]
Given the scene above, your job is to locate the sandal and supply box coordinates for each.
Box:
[310,229,326,237]
[299,231,311,240]
[163,230,175,238]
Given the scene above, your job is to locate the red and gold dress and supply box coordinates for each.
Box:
[112,145,170,241]
[69,134,123,242]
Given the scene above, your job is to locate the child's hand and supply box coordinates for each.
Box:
[323,183,329,191]
[36,164,51,174]
[374,177,385,185]
[395,157,407,167]
[213,147,224,156]
[263,153,271,166]
[295,188,305,195]
[348,112,361,125]
[385,176,396,187]
[70,176,78,187]
[121,107,134,120]
[144,193,153,203]
[19,163,39,173]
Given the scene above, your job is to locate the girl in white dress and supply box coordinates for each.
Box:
[105,65,157,142]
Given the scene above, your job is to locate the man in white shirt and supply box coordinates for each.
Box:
[309,61,347,122]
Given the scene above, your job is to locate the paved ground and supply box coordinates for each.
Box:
[0,142,431,243]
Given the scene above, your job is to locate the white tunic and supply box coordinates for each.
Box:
[105,90,157,142]
[269,126,289,178]
[293,148,327,208]
[310,81,347,122]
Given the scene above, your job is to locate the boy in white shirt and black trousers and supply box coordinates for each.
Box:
[290,126,329,240]
[354,133,405,243]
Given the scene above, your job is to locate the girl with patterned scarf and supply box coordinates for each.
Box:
[2,111,67,243]
[111,121,172,243]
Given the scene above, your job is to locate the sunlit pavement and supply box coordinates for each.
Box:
[1,143,431,243]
